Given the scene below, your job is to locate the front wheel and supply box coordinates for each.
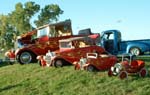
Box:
[130,47,141,56]
[118,71,128,79]
[18,52,34,64]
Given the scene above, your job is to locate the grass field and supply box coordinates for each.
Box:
[0,56,150,95]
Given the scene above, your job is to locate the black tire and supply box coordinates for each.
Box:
[54,59,64,68]
[18,51,35,64]
[130,47,141,56]
[87,65,96,72]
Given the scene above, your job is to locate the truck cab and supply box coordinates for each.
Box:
[101,30,121,55]
[100,30,150,56]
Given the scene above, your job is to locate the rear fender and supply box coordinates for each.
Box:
[53,56,71,65]
[126,43,149,53]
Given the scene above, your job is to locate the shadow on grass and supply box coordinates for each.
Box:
[127,73,150,81]
[0,84,22,93]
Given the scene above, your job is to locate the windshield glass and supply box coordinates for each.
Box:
[37,26,49,38]
[60,42,72,48]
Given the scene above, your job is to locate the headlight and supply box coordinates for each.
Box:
[116,68,120,73]
[114,63,122,70]
[37,56,41,60]
[111,67,114,71]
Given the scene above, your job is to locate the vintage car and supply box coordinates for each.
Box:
[15,20,100,64]
[37,36,113,68]
[108,54,148,79]
[73,52,117,71]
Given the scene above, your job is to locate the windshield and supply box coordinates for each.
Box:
[60,42,72,48]
[37,26,49,38]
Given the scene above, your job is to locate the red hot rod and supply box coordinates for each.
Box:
[37,36,115,68]
[108,54,148,79]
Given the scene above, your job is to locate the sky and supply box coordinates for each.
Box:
[0,0,150,40]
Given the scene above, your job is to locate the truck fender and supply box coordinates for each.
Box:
[126,43,149,54]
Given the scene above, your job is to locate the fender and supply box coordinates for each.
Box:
[52,56,72,64]
[15,47,38,58]
[126,42,150,53]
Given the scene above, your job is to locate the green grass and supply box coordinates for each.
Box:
[0,59,150,95]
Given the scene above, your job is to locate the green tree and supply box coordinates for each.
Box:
[0,15,16,49]
[0,2,63,49]
[34,4,63,27]
[9,1,40,35]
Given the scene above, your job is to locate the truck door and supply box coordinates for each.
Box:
[101,32,115,54]
[101,30,121,55]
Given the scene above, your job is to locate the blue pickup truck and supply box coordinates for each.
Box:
[100,30,150,56]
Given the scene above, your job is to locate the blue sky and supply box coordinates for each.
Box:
[0,0,150,40]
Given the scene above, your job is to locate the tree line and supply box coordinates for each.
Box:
[0,1,63,49]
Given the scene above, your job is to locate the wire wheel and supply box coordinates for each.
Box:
[87,65,95,72]
[118,71,128,79]
[54,59,63,67]
[19,52,32,64]
[139,68,147,77]
[130,47,141,56]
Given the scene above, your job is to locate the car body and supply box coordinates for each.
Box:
[15,20,100,64]
[74,52,117,71]
[37,36,109,67]
[108,54,148,79]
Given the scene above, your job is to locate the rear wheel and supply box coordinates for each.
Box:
[87,65,95,72]
[18,51,35,64]
[118,71,128,79]
[139,68,147,77]
[54,59,64,67]
[130,47,141,56]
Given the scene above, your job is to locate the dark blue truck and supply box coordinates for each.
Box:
[100,30,150,56]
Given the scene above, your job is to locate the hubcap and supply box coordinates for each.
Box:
[20,52,32,64]
[87,65,94,72]
[130,48,140,56]
[55,60,63,67]
[119,71,128,79]
[139,68,147,77]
